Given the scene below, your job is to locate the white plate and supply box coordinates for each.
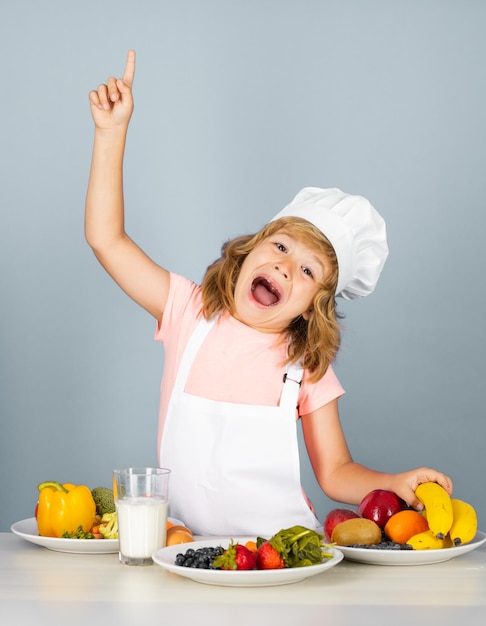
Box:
[338,531,486,565]
[10,517,184,555]
[152,537,344,586]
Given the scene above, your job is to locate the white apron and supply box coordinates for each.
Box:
[160,316,319,536]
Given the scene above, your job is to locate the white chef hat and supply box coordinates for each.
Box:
[270,187,389,300]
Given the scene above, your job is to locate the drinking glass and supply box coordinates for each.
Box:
[113,467,170,566]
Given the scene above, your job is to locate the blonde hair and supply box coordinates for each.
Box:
[201,217,341,382]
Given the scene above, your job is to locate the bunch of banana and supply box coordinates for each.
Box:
[406,482,478,550]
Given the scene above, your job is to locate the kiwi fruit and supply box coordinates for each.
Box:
[331,517,382,546]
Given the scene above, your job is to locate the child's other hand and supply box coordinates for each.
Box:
[389,468,453,511]
[88,50,135,130]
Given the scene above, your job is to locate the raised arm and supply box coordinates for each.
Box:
[85,50,170,321]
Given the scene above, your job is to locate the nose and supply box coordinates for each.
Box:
[274,263,289,279]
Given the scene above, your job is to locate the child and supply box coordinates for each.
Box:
[86,51,452,536]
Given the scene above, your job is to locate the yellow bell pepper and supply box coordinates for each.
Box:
[36,481,96,538]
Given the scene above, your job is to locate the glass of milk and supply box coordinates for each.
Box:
[113,467,170,566]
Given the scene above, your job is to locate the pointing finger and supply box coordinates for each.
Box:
[122,49,136,88]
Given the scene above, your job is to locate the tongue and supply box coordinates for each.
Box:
[253,282,279,306]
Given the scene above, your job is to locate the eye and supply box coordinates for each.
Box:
[302,266,313,278]
[275,242,287,253]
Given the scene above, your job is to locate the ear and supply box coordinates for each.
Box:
[302,307,313,321]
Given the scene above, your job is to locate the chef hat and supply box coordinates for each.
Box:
[270,187,389,300]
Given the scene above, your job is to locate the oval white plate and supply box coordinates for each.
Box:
[152,536,343,586]
[11,517,184,555]
[338,530,486,565]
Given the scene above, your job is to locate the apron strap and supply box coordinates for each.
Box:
[170,315,217,397]
[279,362,303,415]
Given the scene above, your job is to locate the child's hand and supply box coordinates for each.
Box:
[88,50,136,131]
[389,468,453,511]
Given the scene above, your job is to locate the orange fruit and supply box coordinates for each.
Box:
[384,509,429,544]
[166,520,174,530]
[245,540,257,553]
[166,525,194,546]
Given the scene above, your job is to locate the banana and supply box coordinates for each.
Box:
[406,529,451,550]
[415,482,453,539]
[449,499,478,546]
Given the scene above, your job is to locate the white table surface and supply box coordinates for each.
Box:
[1,531,485,626]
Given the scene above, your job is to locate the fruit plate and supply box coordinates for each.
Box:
[338,531,486,566]
[152,537,344,587]
[10,517,184,555]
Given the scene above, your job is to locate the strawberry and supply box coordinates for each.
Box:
[256,541,285,570]
[213,541,257,570]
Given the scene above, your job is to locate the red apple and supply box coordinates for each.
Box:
[323,508,361,541]
[358,490,406,529]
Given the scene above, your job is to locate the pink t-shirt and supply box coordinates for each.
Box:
[155,273,344,452]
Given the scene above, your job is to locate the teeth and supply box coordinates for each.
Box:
[252,278,270,292]
[264,278,277,294]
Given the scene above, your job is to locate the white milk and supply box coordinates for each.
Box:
[116,497,169,558]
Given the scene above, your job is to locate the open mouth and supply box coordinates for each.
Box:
[251,276,281,306]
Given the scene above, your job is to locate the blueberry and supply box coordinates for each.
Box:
[175,545,225,570]
[349,541,413,551]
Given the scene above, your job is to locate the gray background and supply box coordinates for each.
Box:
[1,0,485,532]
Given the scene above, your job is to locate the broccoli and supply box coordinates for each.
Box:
[91,486,116,516]
[62,526,94,539]
[99,512,118,539]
